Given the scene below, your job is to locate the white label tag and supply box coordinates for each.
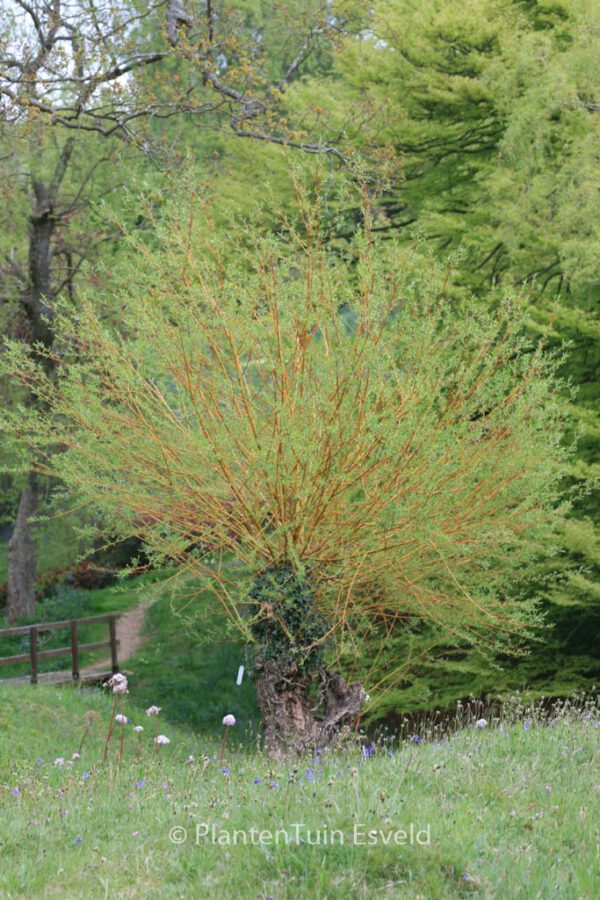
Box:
[236,665,244,686]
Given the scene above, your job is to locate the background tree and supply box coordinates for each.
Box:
[0,0,350,621]
[1,185,569,753]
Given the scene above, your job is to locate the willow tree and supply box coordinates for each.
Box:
[1,186,568,755]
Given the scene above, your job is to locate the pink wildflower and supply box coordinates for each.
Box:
[107,673,128,694]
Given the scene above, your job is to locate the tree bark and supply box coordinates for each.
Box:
[255,659,365,759]
[6,181,56,624]
[7,471,39,623]
[249,564,366,758]
[23,181,56,348]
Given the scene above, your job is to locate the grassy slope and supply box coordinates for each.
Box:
[125,582,260,734]
[0,685,598,899]
[0,557,261,728]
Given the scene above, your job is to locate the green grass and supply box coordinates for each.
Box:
[0,563,262,732]
[0,686,598,898]
[125,581,260,734]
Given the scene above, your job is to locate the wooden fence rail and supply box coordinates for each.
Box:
[0,614,121,684]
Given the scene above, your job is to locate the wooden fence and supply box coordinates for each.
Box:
[0,614,120,684]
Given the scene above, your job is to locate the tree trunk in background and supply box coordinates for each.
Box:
[23,181,55,347]
[7,471,39,623]
[6,181,56,624]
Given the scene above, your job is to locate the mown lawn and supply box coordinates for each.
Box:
[0,685,598,898]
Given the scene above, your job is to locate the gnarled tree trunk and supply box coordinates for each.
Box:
[255,660,365,759]
[249,563,365,758]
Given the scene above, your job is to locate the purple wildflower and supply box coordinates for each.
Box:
[305,768,316,782]
[12,787,19,797]
[362,742,375,757]
[73,836,83,845]
[136,778,146,789]
[222,768,230,775]
[253,777,261,784]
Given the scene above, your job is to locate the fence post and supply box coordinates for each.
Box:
[30,626,38,685]
[70,620,80,681]
[109,616,119,673]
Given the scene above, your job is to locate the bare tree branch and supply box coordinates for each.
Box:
[1,0,345,156]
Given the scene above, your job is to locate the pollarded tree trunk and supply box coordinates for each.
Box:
[255,659,365,759]
[7,471,39,623]
[249,564,365,758]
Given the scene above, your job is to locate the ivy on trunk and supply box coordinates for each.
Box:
[249,566,365,756]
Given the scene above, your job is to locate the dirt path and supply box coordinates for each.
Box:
[0,601,153,686]
[82,601,152,674]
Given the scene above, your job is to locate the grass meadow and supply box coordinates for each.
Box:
[0,684,598,899]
